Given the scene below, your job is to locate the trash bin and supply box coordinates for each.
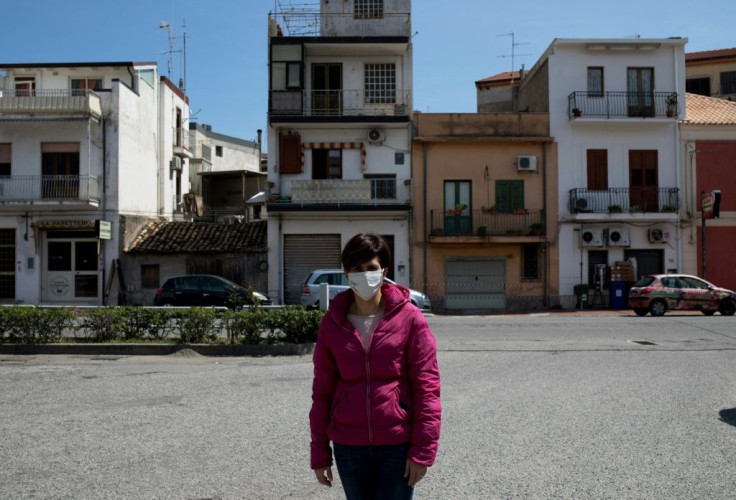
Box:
[574,284,589,309]
[609,281,627,310]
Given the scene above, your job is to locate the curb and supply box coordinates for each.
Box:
[0,343,315,357]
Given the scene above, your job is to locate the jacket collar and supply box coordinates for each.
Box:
[327,282,410,326]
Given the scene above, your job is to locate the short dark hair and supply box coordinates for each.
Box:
[341,233,392,273]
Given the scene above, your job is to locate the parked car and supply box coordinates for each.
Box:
[154,274,271,308]
[628,274,736,317]
[300,269,432,312]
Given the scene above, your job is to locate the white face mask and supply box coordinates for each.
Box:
[347,269,384,301]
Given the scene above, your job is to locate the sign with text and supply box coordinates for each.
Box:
[95,220,112,240]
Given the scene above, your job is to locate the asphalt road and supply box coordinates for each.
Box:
[1,312,736,499]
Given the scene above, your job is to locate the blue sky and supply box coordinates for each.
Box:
[2,0,734,147]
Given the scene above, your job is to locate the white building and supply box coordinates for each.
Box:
[0,62,191,305]
[266,0,414,304]
[518,38,688,299]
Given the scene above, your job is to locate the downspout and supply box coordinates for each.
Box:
[101,118,107,305]
[422,142,428,297]
[673,44,683,273]
[542,142,548,306]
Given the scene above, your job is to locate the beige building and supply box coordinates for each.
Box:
[685,48,736,99]
[411,112,558,312]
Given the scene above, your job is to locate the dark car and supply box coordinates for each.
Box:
[154,274,271,308]
[628,274,736,317]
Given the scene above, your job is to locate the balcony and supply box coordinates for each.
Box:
[268,12,411,38]
[270,89,411,119]
[0,89,102,119]
[266,178,411,210]
[0,175,100,206]
[429,209,543,239]
[173,127,192,158]
[568,91,678,119]
[569,188,679,214]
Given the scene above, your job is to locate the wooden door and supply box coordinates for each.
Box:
[629,150,658,211]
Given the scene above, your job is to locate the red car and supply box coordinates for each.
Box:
[628,274,736,317]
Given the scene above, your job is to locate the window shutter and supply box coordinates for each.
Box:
[586,150,608,190]
[279,133,301,174]
[496,180,524,213]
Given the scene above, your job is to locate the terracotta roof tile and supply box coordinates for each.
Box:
[683,93,736,125]
[686,47,736,62]
[126,220,267,254]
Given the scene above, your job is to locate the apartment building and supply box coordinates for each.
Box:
[685,48,736,99]
[265,0,414,304]
[0,62,190,305]
[518,38,688,302]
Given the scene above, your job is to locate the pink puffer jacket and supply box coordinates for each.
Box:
[309,282,441,469]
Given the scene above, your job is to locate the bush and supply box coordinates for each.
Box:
[223,308,268,344]
[176,307,217,344]
[4,307,76,344]
[121,307,174,340]
[262,306,323,344]
[79,307,127,342]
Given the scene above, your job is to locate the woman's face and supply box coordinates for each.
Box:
[347,257,384,275]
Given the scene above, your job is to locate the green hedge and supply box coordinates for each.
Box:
[0,306,325,345]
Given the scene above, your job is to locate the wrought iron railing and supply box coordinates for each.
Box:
[270,89,411,117]
[267,178,410,206]
[0,175,100,203]
[430,209,543,237]
[569,187,679,213]
[174,127,190,151]
[568,91,679,119]
[269,12,411,37]
[0,89,102,118]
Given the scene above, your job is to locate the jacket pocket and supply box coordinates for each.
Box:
[331,388,346,420]
[393,385,411,420]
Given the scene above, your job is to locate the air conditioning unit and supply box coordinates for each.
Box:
[608,227,630,247]
[581,228,604,247]
[517,155,537,172]
[367,128,385,145]
[170,157,182,171]
[574,197,590,212]
[648,227,670,244]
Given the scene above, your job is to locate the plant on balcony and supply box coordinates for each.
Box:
[629,204,645,214]
[572,108,582,118]
[665,94,678,117]
[477,225,488,237]
[513,208,528,215]
[661,205,677,212]
[482,205,498,214]
[608,204,623,213]
[448,203,467,216]
[528,223,543,235]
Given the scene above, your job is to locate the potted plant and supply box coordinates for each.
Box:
[452,203,467,215]
[529,223,543,235]
[477,225,488,237]
[572,107,582,118]
[513,208,528,215]
[608,204,623,213]
[665,94,678,117]
[482,205,498,214]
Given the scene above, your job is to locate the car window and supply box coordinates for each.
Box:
[633,276,655,287]
[334,273,349,286]
[180,276,200,290]
[660,277,679,289]
[202,277,226,292]
[314,274,331,285]
[679,277,710,289]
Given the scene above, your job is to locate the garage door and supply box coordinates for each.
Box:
[445,258,506,310]
[283,234,342,304]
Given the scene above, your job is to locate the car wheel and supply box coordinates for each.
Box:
[633,308,648,317]
[702,309,716,316]
[719,299,736,316]
[649,300,667,317]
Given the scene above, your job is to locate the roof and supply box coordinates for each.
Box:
[683,93,736,125]
[0,61,156,69]
[126,220,267,254]
[686,47,736,63]
[475,71,522,86]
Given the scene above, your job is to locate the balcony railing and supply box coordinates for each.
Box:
[568,91,678,119]
[269,12,411,38]
[430,209,543,237]
[270,89,411,118]
[0,89,102,118]
[0,175,100,203]
[569,188,680,214]
[267,178,410,206]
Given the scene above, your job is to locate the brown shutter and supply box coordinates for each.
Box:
[279,133,301,174]
[586,149,608,190]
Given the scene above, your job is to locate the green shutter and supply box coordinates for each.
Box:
[496,180,524,213]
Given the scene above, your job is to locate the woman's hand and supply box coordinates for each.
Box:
[405,459,428,487]
[314,467,333,487]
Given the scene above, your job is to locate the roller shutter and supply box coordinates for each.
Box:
[283,234,341,304]
[445,258,506,310]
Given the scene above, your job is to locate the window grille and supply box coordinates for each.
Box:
[365,63,396,104]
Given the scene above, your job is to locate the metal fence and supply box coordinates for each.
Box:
[270,89,411,117]
[0,175,100,203]
[569,187,679,213]
[568,91,678,119]
[430,209,543,237]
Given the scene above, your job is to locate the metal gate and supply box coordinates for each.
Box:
[0,229,15,301]
[445,258,506,310]
[283,234,341,304]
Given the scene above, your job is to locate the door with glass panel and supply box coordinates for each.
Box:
[444,181,471,235]
[627,68,654,117]
[43,232,99,302]
[312,63,342,115]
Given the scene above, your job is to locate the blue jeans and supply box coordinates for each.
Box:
[333,442,414,500]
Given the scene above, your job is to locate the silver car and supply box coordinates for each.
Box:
[300,269,431,312]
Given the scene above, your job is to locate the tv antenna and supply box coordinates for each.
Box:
[497,32,531,74]
[159,19,188,92]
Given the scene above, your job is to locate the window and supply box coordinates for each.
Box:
[495,180,524,213]
[444,181,472,236]
[215,145,223,157]
[271,45,303,91]
[587,67,604,97]
[355,0,383,19]
[14,76,35,96]
[279,133,302,174]
[312,149,342,179]
[141,264,160,289]
[523,244,540,280]
[720,71,736,95]
[686,77,711,96]
[364,174,396,199]
[365,63,396,104]
[0,144,10,177]
[41,142,80,199]
[586,150,608,190]
[71,78,103,95]
[627,67,655,117]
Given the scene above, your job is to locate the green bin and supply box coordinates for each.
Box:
[574,284,590,309]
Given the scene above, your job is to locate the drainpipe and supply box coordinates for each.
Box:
[542,142,548,306]
[422,142,428,297]
[673,44,683,273]
[101,118,107,305]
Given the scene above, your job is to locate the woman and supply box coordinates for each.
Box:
[310,233,441,499]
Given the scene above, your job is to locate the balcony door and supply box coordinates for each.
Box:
[444,180,471,235]
[312,63,342,115]
[14,76,35,96]
[312,149,342,179]
[627,68,654,117]
[41,143,80,200]
[629,150,658,211]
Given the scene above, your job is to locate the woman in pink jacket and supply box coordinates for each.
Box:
[310,233,441,499]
